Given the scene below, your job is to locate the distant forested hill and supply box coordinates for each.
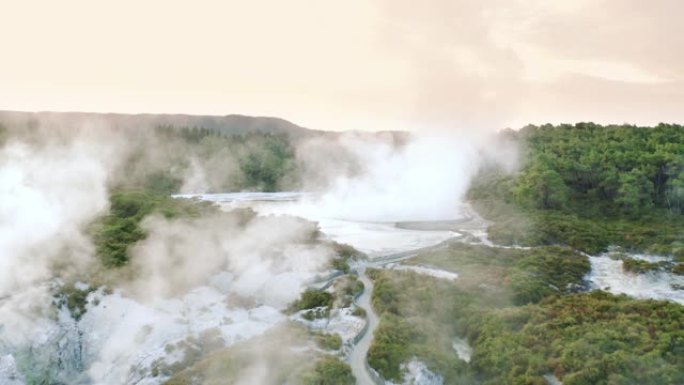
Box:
[0,110,324,193]
[0,110,411,195]
[0,110,317,137]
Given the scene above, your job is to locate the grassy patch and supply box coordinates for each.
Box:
[312,332,342,351]
[301,356,355,385]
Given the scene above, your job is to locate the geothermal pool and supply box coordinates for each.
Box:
[182,192,464,259]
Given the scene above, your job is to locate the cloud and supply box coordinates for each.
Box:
[1,0,681,130]
[128,212,332,306]
[292,130,518,222]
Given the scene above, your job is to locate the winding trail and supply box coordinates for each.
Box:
[346,207,489,385]
[349,269,381,385]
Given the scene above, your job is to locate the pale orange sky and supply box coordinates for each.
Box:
[0,0,682,131]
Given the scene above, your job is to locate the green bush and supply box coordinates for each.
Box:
[288,289,333,313]
[91,188,216,267]
[367,315,420,382]
[313,332,342,351]
[302,357,355,385]
[54,283,96,320]
[621,258,663,274]
[509,246,590,305]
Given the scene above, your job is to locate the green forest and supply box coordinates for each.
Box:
[153,125,298,192]
[470,123,684,256]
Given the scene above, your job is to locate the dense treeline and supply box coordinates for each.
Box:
[511,123,684,215]
[151,126,298,192]
[470,123,684,256]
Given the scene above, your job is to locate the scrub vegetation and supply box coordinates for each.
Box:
[288,289,334,313]
[367,243,684,384]
[90,189,218,268]
[164,324,353,385]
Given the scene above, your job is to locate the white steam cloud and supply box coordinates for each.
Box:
[296,130,517,222]
[128,213,332,306]
[0,133,122,297]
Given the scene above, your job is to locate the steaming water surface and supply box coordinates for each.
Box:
[588,254,684,305]
[184,193,463,259]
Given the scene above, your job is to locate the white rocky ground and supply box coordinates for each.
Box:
[82,285,285,384]
[387,359,444,385]
[543,374,563,385]
[0,355,25,385]
[290,307,365,347]
[451,337,472,363]
[0,270,312,385]
[588,254,684,305]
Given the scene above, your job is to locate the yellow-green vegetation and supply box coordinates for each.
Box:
[287,289,334,320]
[672,264,684,275]
[404,243,590,306]
[90,188,218,267]
[312,332,342,351]
[621,257,665,274]
[301,356,355,385]
[332,275,364,308]
[365,242,684,384]
[367,313,426,382]
[164,325,353,385]
[467,292,684,385]
[508,247,590,305]
[330,257,351,274]
[328,242,364,274]
[481,207,684,256]
[331,242,364,260]
[367,267,475,384]
[469,123,684,255]
[53,283,96,320]
[618,256,684,276]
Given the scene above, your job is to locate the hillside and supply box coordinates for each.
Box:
[0,110,317,137]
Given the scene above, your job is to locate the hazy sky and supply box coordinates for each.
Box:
[1,0,682,131]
